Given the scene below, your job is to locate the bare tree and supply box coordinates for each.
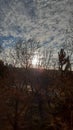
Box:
[38,47,53,69]
[6,78,33,130]
[4,38,40,130]
[58,48,72,74]
[14,39,40,68]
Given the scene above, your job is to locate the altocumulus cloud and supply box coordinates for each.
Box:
[0,0,73,67]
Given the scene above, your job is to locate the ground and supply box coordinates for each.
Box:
[0,66,73,130]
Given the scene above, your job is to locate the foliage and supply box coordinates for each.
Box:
[0,66,73,130]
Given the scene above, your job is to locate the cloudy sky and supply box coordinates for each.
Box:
[0,0,73,68]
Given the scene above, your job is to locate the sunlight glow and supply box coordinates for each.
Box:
[32,55,39,67]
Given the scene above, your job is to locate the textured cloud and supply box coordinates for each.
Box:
[0,0,73,67]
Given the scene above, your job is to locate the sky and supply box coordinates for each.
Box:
[0,0,73,68]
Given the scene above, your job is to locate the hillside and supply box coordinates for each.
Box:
[0,64,73,130]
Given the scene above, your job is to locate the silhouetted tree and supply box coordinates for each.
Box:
[0,60,4,77]
[5,39,40,130]
[64,56,71,71]
[6,75,33,130]
[58,48,71,73]
[15,39,40,68]
[58,48,66,71]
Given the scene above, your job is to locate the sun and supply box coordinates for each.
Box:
[32,55,39,67]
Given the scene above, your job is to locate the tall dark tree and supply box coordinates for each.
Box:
[58,48,71,72]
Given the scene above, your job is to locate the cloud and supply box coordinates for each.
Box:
[0,0,73,66]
